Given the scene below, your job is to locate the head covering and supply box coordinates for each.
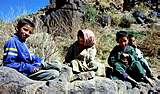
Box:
[80,29,96,47]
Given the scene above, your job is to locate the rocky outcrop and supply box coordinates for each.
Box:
[0,66,46,94]
[0,65,72,94]
[32,0,85,38]
[0,66,160,94]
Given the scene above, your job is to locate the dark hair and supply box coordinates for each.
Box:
[116,31,128,42]
[77,30,84,38]
[16,18,35,30]
[128,34,137,48]
[128,34,134,39]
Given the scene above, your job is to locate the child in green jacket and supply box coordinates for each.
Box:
[108,31,154,86]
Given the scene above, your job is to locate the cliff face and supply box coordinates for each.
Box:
[32,0,84,38]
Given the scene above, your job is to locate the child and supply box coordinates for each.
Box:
[65,29,98,80]
[108,31,154,86]
[3,18,61,81]
[128,34,154,79]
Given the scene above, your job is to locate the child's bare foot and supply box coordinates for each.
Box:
[145,76,155,87]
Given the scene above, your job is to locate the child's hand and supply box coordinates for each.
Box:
[121,53,129,66]
[122,53,129,58]
[32,67,40,73]
[77,54,85,60]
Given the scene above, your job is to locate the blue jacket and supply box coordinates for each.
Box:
[3,34,42,76]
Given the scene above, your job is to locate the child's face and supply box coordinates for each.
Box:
[78,36,84,46]
[118,36,128,48]
[18,24,33,41]
[129,37,137,47]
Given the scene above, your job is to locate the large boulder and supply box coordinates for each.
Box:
[0,65,73,94]
[32,0,84,38]
[0,66,46,94]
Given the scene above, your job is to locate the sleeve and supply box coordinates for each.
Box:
[127,47,138,62]
[88,45,96,62]
[3,40,35,74]
[87,45,98,70]
[108,46,130,80]
[114,62,128,80]
[108,50,129,80]
[31,54,43,67]
[108,48,120,67]
[65,45,74,63]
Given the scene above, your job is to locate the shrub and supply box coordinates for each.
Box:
[27,32,56,62]
[138,29,160,58]
[108,11,123,26]
[0,19,5,29]
[127,29,146,39]
[119,12,136,28]
[96,32,116,63]
[83,4,98,24]
[0,23,14,61]
[54,35,75,62]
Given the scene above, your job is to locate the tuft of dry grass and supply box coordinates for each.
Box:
[27,32,57,62]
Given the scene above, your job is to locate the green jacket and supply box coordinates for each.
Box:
[108,45,137,67]
[108,45,145,80]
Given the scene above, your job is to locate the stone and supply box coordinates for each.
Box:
[32,0,84,39]
[0,66,46,94]
[0,66,160,94]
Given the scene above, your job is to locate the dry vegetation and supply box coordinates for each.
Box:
[0,1,159,75]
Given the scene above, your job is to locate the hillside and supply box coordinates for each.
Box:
[0,0,160,93]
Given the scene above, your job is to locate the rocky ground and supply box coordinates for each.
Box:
[0,66,160,94]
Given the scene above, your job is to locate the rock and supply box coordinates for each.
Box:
[0,66,160,94]
[152,22,160,30]
[97,14,112,27]
[39,78,69,94]
[49,0,55,5]
[0,66,46,94]
[59,64,73,82]
[96,62,106,77]
[31,0,84,39]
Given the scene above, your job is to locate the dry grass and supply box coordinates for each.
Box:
[27,32,57,62]
[0,23,15,61]
[138,29,160,59]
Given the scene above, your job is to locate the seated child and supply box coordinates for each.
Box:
[108,31,154,86]
[65,29,98,81]
[128,34,154,79]
[3,18,61,81]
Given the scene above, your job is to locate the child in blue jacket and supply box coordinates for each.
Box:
[3,18,61,81]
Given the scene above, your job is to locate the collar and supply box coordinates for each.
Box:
[12,34,25,43]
